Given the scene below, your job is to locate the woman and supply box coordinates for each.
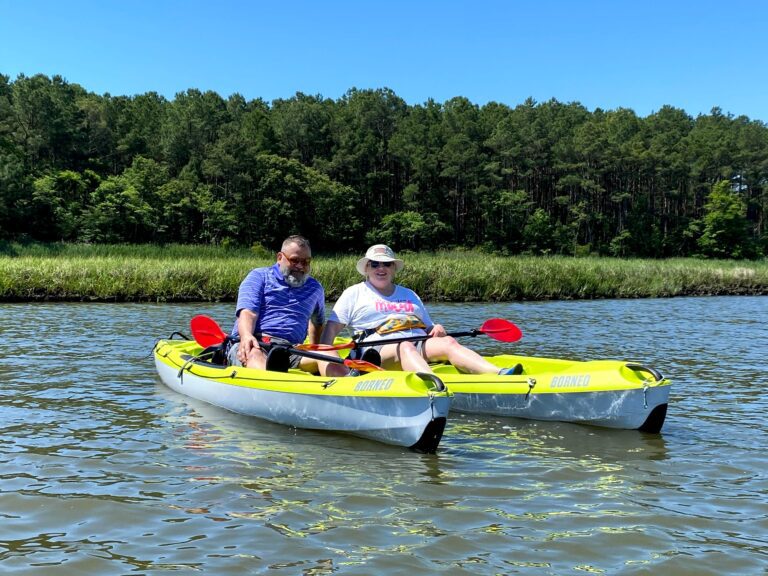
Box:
[321,244,519,375]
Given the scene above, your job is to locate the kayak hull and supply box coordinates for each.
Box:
[154,340,450,451]
[434,354,671,432]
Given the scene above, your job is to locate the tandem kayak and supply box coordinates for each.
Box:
[153,339,451,452]
[432,354,671,432]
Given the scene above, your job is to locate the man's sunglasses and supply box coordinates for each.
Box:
[281,253,312,267]
[369,261,393,269]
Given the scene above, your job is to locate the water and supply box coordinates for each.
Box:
[1,297,766,575]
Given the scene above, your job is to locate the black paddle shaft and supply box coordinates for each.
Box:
[217,335,349,365]
[353,329,482,349]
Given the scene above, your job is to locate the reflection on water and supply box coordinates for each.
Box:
[0,297,767,574]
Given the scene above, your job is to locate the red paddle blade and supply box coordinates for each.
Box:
[479,318,523,343]
[295,341,356,352]
[343,359,385,372]
[190,315,228,347]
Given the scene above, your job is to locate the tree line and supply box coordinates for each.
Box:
[1,72,766,258]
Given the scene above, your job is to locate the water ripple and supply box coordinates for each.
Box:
[1,297,766,574]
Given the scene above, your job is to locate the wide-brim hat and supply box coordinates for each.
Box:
[356,244,405,275]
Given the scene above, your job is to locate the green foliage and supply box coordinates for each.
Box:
[82,175,157,243]
[484,189,529,253]
[609,229,633,257]
[236,154,362,250]
[2,245,766,302]
[31,169,96,240]
[696,180,756,259]
[522,208,556,254]
[371,211,451,250]
[0,74,766,259]
[249,242,272,258]
[271,92,334,165]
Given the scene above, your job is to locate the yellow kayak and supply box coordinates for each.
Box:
[433,354,670,432]
[153,339,451,452]
[325,330,670,431]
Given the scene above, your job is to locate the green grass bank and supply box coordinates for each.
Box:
[1,243,766,302]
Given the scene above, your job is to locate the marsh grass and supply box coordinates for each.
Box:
[0,243,766,302]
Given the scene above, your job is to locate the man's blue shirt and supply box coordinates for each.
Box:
[232,264,325,344]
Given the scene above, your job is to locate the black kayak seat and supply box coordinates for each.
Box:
[348,347,382,367]
[266,346,291,372]
[201,345,227,366]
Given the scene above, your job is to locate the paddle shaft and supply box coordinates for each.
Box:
[189,314,382,371]
[352,328,485,349]
[272,344,350,365]
[229,336,358,366]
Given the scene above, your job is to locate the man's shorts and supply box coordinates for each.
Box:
[226,337,302,369]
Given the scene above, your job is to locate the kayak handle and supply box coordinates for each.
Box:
[416,372,446,392]
[626,363,663,382]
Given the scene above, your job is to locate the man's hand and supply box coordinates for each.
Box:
[238,333,259,364]
[236,309,260,364]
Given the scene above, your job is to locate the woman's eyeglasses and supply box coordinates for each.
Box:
[369,261,393,269]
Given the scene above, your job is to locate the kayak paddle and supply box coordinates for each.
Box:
[189,314,383,372]
[297,317,523,351]
[190,314,230,347]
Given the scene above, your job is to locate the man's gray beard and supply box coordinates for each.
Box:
[283,270,308,288]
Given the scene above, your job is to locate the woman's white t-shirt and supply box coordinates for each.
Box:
[329,281,434,342]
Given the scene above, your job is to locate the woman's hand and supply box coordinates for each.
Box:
[429,323,447,337]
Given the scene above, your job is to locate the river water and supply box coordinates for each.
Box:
[0,296,766,575]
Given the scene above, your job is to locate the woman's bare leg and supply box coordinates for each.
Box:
[378,342,434,372]
[422,336,499,374]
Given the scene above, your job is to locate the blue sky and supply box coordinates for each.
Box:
[2,0,767,121]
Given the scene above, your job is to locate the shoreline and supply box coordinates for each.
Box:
[1,244,766,303]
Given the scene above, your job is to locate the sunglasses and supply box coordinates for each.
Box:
[281,253,312,267]
[369,261,393,269]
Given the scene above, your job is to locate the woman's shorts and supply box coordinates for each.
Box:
[352,338,427,359]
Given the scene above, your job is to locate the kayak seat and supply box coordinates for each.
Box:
[348,347,382,367]
[499,363,524,376]
[202,345,228,366]
[360,348,382,367]
[266,346,291,372]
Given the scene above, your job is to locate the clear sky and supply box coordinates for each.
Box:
[2,0,767,121]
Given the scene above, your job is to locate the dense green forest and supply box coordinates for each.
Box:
[1,73,766,258]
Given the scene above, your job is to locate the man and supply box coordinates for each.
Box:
[230,235,346,376]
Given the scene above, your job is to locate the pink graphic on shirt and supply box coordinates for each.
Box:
[375,299,415,313]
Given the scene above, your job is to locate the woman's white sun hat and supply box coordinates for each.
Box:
[356,244,405,275]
